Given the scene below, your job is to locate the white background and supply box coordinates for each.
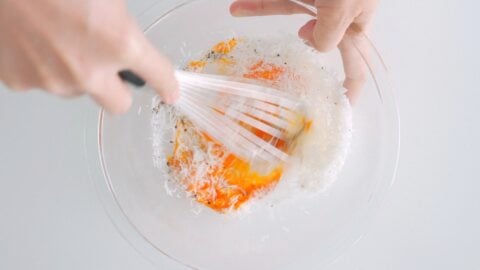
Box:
[1,0,479,269]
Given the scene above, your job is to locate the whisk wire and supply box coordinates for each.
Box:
[177,71,299,109]
[173,70,301,164]
[178,95,288,163]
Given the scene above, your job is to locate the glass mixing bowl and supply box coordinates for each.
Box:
[88,1,399,269]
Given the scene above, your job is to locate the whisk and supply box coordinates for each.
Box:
[120,70,303,164]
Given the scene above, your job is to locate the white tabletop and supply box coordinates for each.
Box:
[1,1,479,269]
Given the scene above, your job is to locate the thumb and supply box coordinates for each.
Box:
[124,25,179,104]
[300,7,353,52]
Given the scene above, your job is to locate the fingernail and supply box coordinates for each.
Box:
[162,88,179,104]
[118,95,133,114]
[170,88,180,103]
[231,8,254,17]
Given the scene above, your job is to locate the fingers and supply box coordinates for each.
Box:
[230,0,315,17]
[299,20,368,104]
[311,7,353,52]
[338,29,368,104]
[125,26,179,104]
[89,73,132,114]
[231,0,353,53]
[298,19,317,45]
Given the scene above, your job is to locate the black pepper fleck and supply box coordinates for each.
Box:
[174,125,178,129]
[277,53,280,57]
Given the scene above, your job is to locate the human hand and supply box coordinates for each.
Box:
[0,0,178,113]
[230,0,378,102]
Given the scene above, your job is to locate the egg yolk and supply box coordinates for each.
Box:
[168,122,286,211]
[212,38,238,54]
[244,60,286,81]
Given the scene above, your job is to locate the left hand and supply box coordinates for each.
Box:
[230,0,378,103]
[0,0,179,113]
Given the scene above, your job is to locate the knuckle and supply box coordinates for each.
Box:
[41,78,62,93]
[4,79,31,91]
[62,89,84,99]
[16,85,32,91]
[41,78,78,97]
[45,85,67,96]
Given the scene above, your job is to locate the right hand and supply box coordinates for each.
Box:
[0,0,179,113]
[230,0,378,102]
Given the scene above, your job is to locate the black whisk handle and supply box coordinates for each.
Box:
[118,70,146,87]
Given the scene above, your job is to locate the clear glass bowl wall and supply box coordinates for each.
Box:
[93,1,399,269]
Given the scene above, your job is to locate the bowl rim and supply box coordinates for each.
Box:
[87,0,401,269]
